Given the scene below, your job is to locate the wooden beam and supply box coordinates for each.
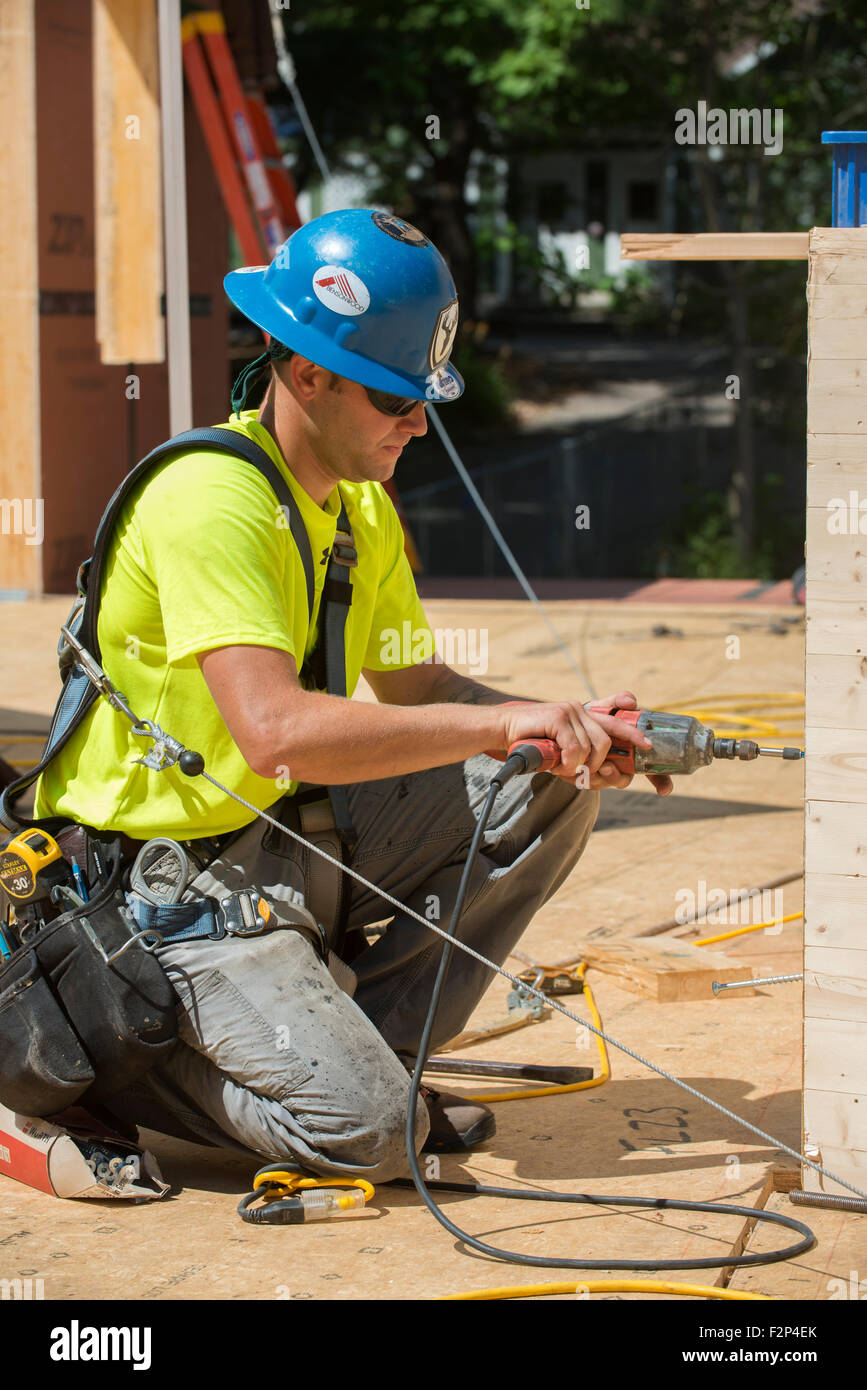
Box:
[808,284,867,359]
[807,433,867,502]
[805,949,867,1024]
[805,653,867,731]
[804,1018,867,1095]
[807,359,867,434]
[809,228,867,260]
[93,0,163,364]
[805,799,867,876]
[805,873,867,952]
[576,936,753,1003]
[0,0,40,595]
[805,594,867,657]
[621,232,809,261]
[803,729,867,804]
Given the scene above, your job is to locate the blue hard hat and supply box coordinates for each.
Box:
[224,208,464,404]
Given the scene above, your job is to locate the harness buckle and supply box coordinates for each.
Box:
[220,890,273,937]
[330,531,357,567]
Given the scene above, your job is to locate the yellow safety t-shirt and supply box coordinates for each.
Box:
[34,411,434,837]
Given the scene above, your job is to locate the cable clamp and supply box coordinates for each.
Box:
[131,721,186,771]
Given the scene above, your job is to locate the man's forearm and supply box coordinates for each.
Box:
[260,689,507,785]
[421,666,541,708]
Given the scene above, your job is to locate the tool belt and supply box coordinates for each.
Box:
[265,786,351,958]
[0,426,362,1118]
[131,792,356,994]
[124,880,328,955]
[0,834,178,1118]
[113,788,348,955]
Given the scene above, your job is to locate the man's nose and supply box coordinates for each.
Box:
[401,401,428,438]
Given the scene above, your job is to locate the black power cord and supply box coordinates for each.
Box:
[401,748,816,1272]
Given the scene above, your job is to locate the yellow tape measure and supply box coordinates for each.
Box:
[0,829,69,904]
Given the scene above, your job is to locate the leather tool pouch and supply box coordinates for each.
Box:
[0,838,179,1117]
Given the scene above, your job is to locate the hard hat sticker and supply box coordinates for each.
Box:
[426,367,461,401]
[429,298,459,371]
[371,211,431,247]
[312,265,370,316]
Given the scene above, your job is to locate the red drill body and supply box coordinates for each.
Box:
[492,705,804,777]
[584,705,804,776]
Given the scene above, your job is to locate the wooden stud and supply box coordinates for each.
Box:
[93,0,163,364]
[0,0,40,595]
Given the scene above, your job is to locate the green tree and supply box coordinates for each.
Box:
[279,0,621,309]
[277,0,867,567]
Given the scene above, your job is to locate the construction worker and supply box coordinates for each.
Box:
[33,209,671,1181]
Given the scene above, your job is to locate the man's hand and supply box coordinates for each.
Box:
[582,690,672,796]
[500,689,672,796]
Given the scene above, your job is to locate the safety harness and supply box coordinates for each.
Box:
[0,426,358,852]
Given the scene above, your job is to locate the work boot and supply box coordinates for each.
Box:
[419,1085,496,1153]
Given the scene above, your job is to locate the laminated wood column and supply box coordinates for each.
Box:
[804,225,867,1194]
[0,0,40,594]
[93,0,163,364]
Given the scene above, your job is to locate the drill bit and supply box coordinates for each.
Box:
[712,738,804,761]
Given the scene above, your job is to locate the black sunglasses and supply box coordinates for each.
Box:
[364,386,422,417]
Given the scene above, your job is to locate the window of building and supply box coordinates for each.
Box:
[537,182,568,226]
[627,180,659,221]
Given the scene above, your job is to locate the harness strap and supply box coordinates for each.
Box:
[300,497,358,855]
[0,429,354,847]
[79,426,316,656]
[124,888,329,958]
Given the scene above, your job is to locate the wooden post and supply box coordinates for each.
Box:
[93,0,163,365]
[0,0,41,595]
[622,209,867,1198]
[158,0,192,433]
[804,225,867,1195]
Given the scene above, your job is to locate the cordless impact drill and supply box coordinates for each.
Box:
[497,704,805,777]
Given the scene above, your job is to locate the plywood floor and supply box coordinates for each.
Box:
[1,594,862,1300]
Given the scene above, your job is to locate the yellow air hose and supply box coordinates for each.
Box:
[693,910,803,947]
[664,692,804,749]
[441,1280,773,1301]
[455,963,609,1103]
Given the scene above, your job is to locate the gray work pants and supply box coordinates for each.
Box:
[117,757,598,1183]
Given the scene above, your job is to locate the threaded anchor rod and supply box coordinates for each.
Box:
[712,973,803,995]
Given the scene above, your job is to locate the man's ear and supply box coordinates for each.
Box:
[285,353,325,402]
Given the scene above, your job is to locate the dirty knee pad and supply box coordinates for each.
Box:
[314,1068,430,1182]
